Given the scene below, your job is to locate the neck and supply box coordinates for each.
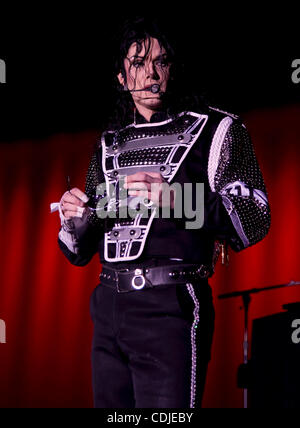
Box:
[135,106,156,122]
[135,100,166,122]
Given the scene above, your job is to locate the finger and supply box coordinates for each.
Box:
[125,172,154,184]
[69,188,89,203]
[62,203,86,214]
[63,210,85,219]
[61,192,85,207]
[128,189,150,199]
[124,173,163,188]
[143,172,163,180]
[128,182,163,195]
[125,182,150,191]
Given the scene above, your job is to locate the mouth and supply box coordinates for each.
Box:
[143,84,161,93]
[142,86,154,92]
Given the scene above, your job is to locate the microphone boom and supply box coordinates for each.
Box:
[130,84,161,94]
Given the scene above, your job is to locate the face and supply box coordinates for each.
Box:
[118,37,172,113]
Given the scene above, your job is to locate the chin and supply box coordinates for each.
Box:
[144,99,163,109]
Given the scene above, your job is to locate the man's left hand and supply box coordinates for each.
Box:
[124,172,175,208]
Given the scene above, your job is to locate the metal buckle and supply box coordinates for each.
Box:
[131,269,146,290]
[196,265,209,279]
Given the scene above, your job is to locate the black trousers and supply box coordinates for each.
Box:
[90,278,215,408]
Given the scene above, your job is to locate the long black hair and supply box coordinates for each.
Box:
[105,16,209,130]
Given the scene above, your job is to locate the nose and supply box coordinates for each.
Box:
[146,62,159,81]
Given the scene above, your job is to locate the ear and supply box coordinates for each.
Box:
[117,72,125,86]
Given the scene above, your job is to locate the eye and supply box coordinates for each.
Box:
[133,61,144,69]
[160,61,168,68]
[155,60,169,68]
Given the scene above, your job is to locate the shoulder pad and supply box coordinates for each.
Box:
[101,130,117,147]
[208,106,240,121]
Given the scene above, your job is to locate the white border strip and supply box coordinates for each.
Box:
[124,110,200,130]
[222,195,250,248]
[207,117,233,192]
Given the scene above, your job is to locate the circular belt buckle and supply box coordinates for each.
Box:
[197,265,209,279]
[131,269,146,290]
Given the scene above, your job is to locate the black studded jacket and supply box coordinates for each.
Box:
[57,107,271,270]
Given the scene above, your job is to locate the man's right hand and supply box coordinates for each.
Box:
[60,188,89,219]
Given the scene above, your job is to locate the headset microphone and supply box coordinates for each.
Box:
[129,84,162,94]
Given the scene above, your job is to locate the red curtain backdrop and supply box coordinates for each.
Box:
[0,105,299,408]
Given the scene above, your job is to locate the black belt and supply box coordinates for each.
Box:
[99,263,213,293]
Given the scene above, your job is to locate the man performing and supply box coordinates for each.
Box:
[54,17,271,408]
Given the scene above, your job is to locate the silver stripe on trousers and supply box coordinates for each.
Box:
[185,283,200,409]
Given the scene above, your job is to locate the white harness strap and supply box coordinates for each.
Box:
[101,112,208,262]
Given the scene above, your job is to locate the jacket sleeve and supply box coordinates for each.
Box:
[58,149,105,266]
[208,118,271,252]
[202,189,240,241]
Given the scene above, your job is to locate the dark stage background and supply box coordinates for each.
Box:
[0,7,299,408]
